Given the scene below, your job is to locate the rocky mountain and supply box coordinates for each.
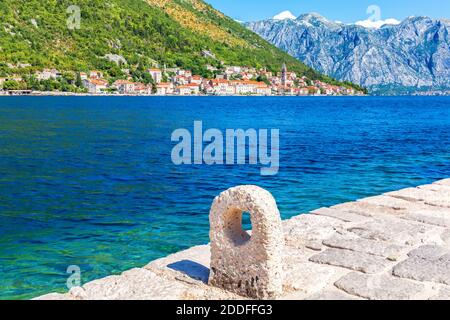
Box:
[246,13,450,94]
[0,0,360,89]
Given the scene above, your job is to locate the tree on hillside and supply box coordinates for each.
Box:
[256,75,270,85]
[75,73,83,87]
[63,72,75,85]
[2,80,22,91]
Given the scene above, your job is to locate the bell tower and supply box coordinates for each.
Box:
[281,63,287,87]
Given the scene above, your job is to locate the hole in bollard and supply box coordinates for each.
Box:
[224,208,251,246]
[242,211,252,230]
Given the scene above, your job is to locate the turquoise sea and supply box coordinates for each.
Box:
[1,96,450,299]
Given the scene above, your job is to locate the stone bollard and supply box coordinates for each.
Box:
[208,185,284,299]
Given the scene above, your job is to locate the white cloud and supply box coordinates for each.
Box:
[354,18,401,29]
[273,11,297,21]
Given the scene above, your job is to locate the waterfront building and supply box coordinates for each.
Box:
[148,68,163,84]
[113,80,135,94]
[89,70,104,80]
[156,82,174,95]
[83,78,108,94]
[189,75,203,85]
[35,69,61,81]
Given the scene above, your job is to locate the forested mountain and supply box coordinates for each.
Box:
[0,0,360,90]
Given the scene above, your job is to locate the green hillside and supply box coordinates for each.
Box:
[0,0,364,90]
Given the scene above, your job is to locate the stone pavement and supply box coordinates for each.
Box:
[35,179,450,300]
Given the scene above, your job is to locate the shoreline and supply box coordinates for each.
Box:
[1,91,449,97]
[0,91,367,97]
[35,178,450,300]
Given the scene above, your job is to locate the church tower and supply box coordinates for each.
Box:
[281,63,287,87]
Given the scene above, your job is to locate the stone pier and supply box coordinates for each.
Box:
[36,179,450,300]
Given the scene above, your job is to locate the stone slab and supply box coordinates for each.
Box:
[283,214,344,251]
[303,287,362,300]
[335,272,427,300]
[69,268,194,300]
[392,248,450,286]
[419,183,450,193]
[323,234,406,260]
[401,212,450,228]
[309,248,392,274]
[386,187,450,208]
[282,260,348,298]
[311,207,370,223]
[331,201,405,217]
[429,287,450,300]
[145,245,211,284]
[441,229,450,245]
[407,245,450,260]
[347,217,434,246]
[358,195,426,210]
[434,179,450,186]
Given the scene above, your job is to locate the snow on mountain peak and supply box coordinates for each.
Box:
[273,11,296,20]
[354,18,401,29]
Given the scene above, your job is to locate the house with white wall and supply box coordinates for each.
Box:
[148,69,163,84]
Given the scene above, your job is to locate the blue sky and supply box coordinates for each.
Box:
[205,0,450,23]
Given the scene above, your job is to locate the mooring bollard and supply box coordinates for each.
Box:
[208,185,284,299]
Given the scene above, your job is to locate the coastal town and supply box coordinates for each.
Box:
[0,63,365,96]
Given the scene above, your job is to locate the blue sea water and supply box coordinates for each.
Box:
[1,96,450,299]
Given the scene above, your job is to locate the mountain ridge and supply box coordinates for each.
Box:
[246,13,450,94]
